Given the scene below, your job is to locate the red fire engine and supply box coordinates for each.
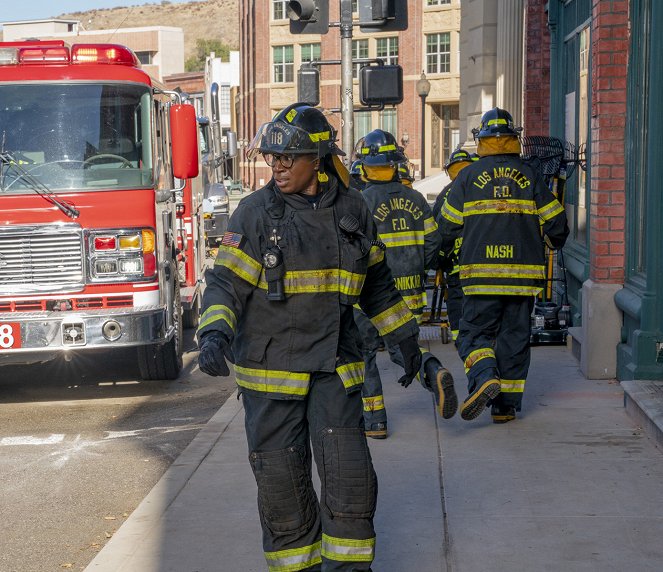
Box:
[0,40,206,380]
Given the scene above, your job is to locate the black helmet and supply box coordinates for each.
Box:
[358,129,406,166]
[472,107,522,140]
[397,160,414,183]
[247,102,344,160]
[444,148,474,171]
[350,160,364,178]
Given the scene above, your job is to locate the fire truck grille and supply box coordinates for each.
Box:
[0,228,85,294]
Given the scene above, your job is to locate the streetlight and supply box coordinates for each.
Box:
[416,71,431,179]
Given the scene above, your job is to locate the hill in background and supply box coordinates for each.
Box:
[56,0,239,61]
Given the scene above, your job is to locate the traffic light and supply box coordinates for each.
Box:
[298,66,320,106]
[288,0,329,35]
[359,65,403,106]
[358,0,408,32]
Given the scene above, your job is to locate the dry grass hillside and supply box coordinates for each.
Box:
[57,0,239,61]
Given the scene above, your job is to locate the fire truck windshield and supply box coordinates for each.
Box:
[0,83,154,192]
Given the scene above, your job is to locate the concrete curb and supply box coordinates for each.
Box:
[622,379,663,451]
[84,392,243,571]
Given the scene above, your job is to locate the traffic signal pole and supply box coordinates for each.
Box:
[339,0,354,160]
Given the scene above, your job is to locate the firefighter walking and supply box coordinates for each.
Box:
[432,148,477,343]
[355,129,458,439]
[438,108,569,423]
[197,104,421,571]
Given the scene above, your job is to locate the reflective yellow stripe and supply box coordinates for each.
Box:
[371,299,413,337]
[257,268,365,296]
[401,292,426,312]
[234,366,310,397]
[460,264,545,280]
[198,304,237,332]
[363,395,385,412]
[451,329,459,341]
[487,118,508,126]
[368,245,384,267]
[336,361,365,390]
[538,199,564,221]
[309,130,331,142]
[464,347,495,373]
[265,541,322,572]
[380,230,425,247]
[501,379,525,393]
[215,245,262,285]
[361,144,396,154]
[441,201,463,225]
[464,199,537,217]
[463,284,543,296]
[423,216,438,233]
[321,534,375,563]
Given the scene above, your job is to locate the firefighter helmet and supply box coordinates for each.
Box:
[472,107,522,140]
[444,148,474,171]
[358,129,406,166]
[247,102,344,160]
[350,160,364,178]
[397,160,414,183]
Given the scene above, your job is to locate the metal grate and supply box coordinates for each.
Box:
[0,226,84,294]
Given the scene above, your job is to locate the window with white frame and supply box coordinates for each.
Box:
[352,0,358,12]
[426,32,451,74]
[220,85,231,115]
[352,39,369,79]
[301,43,321,63]
[427,0,451,5]
[135,51,153,65]
[273,45,294,83]
[379,108,397,136]
[354,112,372,147]
[376,36,399,66]
[273,0,287,20]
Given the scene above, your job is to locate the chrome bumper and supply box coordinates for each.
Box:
[0,306,168,364]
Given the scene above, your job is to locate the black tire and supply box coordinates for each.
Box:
[182,293,201,329]
[137,282,183,380]
[441,325,451,345]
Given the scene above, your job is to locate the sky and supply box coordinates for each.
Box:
[2,0,193,25]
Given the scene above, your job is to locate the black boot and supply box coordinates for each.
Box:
[424,359,458,419]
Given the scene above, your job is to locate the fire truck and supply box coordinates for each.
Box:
[0,40,205,380]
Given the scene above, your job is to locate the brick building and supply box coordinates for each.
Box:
[238,0,462,191]
[523,0,663,383]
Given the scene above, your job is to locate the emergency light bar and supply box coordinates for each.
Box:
[0,42,140,67]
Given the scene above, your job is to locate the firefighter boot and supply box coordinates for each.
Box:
[460,379,501,421]
[491,404,517,424]
[425,360,458,419]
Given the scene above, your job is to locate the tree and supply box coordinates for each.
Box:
[185,38,231,72]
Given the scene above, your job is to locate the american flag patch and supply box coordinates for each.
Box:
[221,232,244,248]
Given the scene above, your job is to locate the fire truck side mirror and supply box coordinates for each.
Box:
[226,131,238,159]
[170,104,199,180]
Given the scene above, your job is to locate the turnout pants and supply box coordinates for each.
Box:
[243,370,377,572]
[445,272,463,343]
[456,295,534,411]
[354,309,442,428]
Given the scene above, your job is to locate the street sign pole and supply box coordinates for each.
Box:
[339,0,354,161]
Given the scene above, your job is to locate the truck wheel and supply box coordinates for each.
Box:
[182,294,201,329]
[138,283,183,380]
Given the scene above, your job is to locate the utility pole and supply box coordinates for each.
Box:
[339,0,354,160]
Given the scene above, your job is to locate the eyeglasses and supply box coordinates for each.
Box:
[263,153,296,169]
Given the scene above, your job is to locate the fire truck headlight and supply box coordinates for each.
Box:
[95,259,118,275]
[119,258,143,274]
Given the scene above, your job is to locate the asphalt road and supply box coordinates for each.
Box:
[0,330,235,572]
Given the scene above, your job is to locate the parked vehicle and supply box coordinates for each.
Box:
[0,40,204,380]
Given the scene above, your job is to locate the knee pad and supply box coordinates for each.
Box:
[249,445,318,536]
[320,427,377,519]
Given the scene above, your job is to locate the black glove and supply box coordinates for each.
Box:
[397,335,422,388]
[198,331,235,377]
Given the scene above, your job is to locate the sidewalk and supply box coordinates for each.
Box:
[86,333,663,572]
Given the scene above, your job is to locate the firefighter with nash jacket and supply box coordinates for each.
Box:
[354,129,458,440]
[438,108,569,423]
[196,103,421,571]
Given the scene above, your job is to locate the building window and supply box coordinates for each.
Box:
[135,51,153,65]
[273,45,294,83]
[352,0,358,13]
[273,0,287,20]
[427,0,451,5]
[220,85,231,115]
[301,43,321,63]
[376,37,399,66]
[354,112,372,148]
[352,39,369,79]
[379,108,397,136]
[426,32,451,74]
